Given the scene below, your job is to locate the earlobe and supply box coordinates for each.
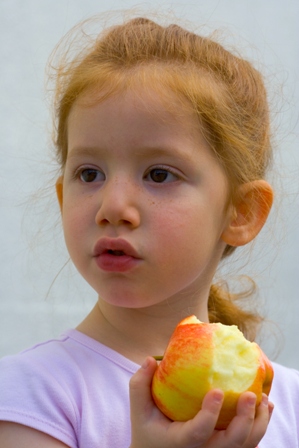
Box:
[221,180,274,247]
[56,176,64,213]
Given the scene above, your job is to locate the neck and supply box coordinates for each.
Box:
[77,295,209,365]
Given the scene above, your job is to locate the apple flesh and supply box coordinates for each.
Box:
[151,315,274,430]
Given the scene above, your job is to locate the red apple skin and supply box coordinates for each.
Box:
[151,318,274,430]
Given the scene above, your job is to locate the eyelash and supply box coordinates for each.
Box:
[144,166,181,183]
[72,165,181,184]
[73,166,104,183]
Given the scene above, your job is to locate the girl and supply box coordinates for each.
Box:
[0,14,298,448]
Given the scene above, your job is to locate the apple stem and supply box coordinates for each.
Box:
[153,356,164,361]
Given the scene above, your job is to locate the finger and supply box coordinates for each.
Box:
[268,400,274,422]
[222,392,257,446]
[243,394,274,448]
[174,389,224,447]
[129,357,157,422]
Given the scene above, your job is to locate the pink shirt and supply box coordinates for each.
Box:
[0,329,298,447]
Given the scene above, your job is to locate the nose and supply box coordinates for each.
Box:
[95,178,141,229]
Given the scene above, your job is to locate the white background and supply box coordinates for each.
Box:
[0,0,298,369]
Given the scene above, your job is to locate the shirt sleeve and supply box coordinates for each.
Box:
[0,349,79,448]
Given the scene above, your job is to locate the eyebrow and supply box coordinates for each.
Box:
[67,147,104,160]
[67,145,195,163]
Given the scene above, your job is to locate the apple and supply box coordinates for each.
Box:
[151,315,274,430]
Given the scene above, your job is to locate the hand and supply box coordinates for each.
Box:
[129,357,274,448]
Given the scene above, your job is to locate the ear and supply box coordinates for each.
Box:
[221,180,274,247]
[56,176,64,213]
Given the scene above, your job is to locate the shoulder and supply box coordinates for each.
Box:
[271,361,299,398]
[0,329,139,407]
[272,361,299,380]
[0,330,139,448]
[0,332,84,408]
[0,333,82,447]
[0,329,138,381]
[260,362,299,448]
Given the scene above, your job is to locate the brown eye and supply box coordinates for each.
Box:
[149,169,170,183]
[80,169,104,183]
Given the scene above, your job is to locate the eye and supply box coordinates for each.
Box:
[79,168,105,183]
[146,168,178,183]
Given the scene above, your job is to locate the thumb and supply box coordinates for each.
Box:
[129,357,157,420]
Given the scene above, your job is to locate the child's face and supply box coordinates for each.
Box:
[59,89,232,310]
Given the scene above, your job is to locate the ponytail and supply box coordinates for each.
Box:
[208,282,263,342]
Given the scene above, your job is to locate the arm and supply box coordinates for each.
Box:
[129,357,274,448]
[0,422,70,448]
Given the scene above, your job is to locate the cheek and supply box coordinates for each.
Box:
[151,204,202,253]
[62,202,90,248]
[151,199,226,259]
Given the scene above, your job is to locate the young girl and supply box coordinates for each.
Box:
[0,14,298,448]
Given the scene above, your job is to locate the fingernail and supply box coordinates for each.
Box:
[261,394,268,406]
[141,357,150,369]
[247,394,256,407]
[212,390,223,404]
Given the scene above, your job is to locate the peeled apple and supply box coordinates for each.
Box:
[151,315,274,430]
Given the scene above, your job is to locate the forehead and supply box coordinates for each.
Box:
[67,87,206,149]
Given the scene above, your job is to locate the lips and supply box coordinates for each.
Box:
[93,238,141,272]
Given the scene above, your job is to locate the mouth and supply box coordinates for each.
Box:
[106,250,126,256]
[94,238,140,258]
[93,238,141,272]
